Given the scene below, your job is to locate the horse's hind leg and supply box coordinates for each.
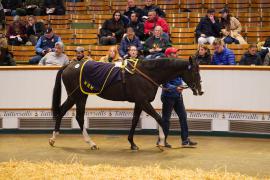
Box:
[128,103,142,150]
[75,95,98,150]
[49,97,75,146]
[142,102,166,148]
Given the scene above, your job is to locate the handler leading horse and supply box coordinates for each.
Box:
[50,57,203,150]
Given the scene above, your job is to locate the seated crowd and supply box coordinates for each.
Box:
[0,0,270,67]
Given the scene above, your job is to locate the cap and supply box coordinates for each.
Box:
[75,46,84,52]
[220,8,229,14]
[207,8,215,14]
[45,27,53,34]
[165,47,179,57]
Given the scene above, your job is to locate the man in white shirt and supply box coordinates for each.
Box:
[39,42,69,66]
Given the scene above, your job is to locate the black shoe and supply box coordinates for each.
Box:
[182,139,197,147]
[156,140,172,148]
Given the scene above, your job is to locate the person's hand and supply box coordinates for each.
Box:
[47,48,52,52]
[42,50,46,55]
[176,86,184,93]
[155,48,162,52]
[10,35,16,39]
[201,34,206,37]
[112,33,115,37]
[149,49,155,53]
[209,15,215,23]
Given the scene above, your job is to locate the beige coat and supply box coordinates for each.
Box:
[221,17,247,44]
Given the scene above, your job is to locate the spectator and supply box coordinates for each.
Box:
[0,2,5,30]
[144,10,169,40]
[72,46,93,61]
[20,0,45,16]
[257,37,270,62]
[2,0,25,16]
[220,8,247,44]
[0,35,16,66]
[26,15,46,45]
[119,27,143,58]
[39,42,69,66]
[144,26,171,59]
[44,0,65,15]
[212,38,236,65]
[124,0,144,22]
[99,46,122,63]
[124,45,143,59]
[142,0,165,18]
[195,9,221,45]
[29,27,61,64]
[128,12,145,41]
[99,11,125,45]
[6,15,27,46]
[157,47,197,148]
[191,44,212,65]
[239,44,262,65]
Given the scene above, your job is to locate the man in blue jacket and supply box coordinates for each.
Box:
[157,47,197,148]
[29,27,61,64]
[212,38,236,65]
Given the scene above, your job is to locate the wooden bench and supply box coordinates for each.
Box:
[171,27,196,44]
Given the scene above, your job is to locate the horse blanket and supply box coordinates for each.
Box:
[80,60,122,95]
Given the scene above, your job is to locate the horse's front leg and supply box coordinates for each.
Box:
[128,103,142,150]
[142,102,166,149]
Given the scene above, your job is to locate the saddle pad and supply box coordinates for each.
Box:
[80,60,122,95]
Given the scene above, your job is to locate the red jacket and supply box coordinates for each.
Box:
[144,17,169,34]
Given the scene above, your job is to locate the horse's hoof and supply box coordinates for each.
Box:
[90,145,99,150]
[49,138,55,147]
[131,145,139,151]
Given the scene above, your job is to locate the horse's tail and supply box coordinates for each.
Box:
[52,65,68,119]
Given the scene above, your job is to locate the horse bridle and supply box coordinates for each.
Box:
[127,60,191,92]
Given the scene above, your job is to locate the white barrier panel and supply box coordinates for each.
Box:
[0,66,270,133]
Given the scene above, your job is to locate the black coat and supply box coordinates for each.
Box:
[195,16,221,38]
[239,52,262,65]
[192,50,212,65]
[124,6,144,21]
[100,18,125,42]
[128,21,145,41]
[2,0,22,10]
[26,21,45,38]
[143,5,166,18]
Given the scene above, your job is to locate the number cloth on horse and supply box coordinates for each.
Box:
[79,60,122,95]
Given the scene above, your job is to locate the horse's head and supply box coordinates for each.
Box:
[181,57,204,96]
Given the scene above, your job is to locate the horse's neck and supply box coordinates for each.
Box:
[141,59,189,85]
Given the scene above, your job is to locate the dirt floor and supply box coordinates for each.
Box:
[0,134,269,178]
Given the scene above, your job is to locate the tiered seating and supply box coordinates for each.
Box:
[65,2,88,14]
[227,0,250,13]
[166,14,188,28]
[48,15,71,29]
[180,0,203,13]
[9,45,35,63]
[171,27,196,44]
[3,0,270,65]
[86,0,111,14]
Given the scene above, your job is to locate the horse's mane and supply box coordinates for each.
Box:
[139,58,188,70]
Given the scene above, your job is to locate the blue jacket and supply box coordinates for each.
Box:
[35,35,61,54]
[161,77,183,98]
[212,47,236,65]
[119,35,143,57]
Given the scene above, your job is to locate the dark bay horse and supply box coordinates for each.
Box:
[49,58,203,150]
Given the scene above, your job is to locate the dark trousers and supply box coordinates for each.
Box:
[161,95,189,142]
